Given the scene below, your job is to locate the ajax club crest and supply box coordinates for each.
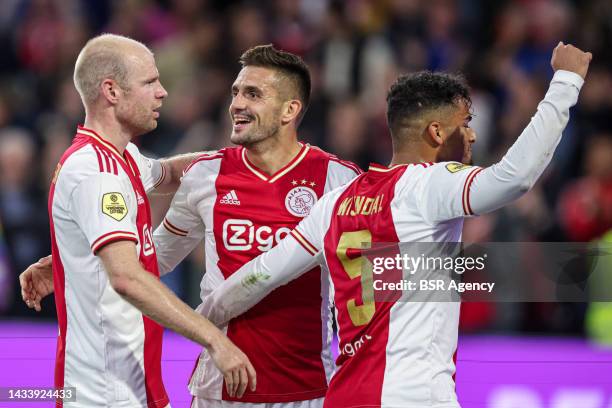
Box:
[285,186,318,217]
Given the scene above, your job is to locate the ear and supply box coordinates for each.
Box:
[426,121,444,146]
[280,99,303,125]
[100,79,121,105]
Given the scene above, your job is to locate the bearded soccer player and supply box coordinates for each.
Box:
[196,43,592,407]
[23,34,255,407]
[154,45,360,408]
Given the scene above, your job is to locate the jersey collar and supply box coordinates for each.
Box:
[241,143,310,183]
[76,125,127,165]
[368,162,433,172]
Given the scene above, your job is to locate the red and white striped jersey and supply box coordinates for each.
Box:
[49,126,167,407]
[292,162,477,407]
[153,143,360,403]
[199,70,584,407]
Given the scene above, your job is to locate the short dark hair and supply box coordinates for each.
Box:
[239,44,311,121]
[386,71,471,135]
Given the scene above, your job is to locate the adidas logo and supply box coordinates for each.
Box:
[220,190,241,205]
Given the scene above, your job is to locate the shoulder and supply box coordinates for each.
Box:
[307,145,363,176]
[183,149,227,177]
[60,143,115,183]
[125,142,143,158]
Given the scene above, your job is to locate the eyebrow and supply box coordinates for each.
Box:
[232,84,263,95]
[142,74,159,84]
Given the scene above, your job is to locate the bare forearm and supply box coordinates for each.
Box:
[99,241,222,348]
[116,268,223,347]
[162,153,200,183]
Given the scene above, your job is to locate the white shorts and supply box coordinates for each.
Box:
[191,397,324,408]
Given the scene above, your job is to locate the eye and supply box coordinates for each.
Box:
[463,115,474,128]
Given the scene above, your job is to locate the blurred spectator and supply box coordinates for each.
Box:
[558,135,612,242]
[0,216,12,313]
[0,127,49,314]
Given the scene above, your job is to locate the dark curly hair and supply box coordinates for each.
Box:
[240,44,311,122]
[386,71,471,137]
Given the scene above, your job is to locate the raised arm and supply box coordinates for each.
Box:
[469,43,591,215]
[421,43,592,224]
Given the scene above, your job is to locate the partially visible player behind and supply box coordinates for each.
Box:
[196,42,591,407]
[154,45,361,408]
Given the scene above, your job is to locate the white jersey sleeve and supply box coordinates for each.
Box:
[197,186,344,326]
[125,143,165,193]
[324,158,362,193]
[419,69,584,224]
[153,167,206,276]
[70,172,139,253]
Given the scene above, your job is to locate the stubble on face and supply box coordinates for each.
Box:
[116,48,162,136]
[229,67,286,147]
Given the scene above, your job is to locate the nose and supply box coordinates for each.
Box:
[467,128,477,144]
[157,83,168,99]
[229,93,246,113]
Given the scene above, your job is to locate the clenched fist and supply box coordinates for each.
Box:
[551,42,592,79]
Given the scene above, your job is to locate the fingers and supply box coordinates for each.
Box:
[224,372,234,397]
[232,368,240,397]
[223,359,255,398]
[20,274,31,304]
[39,255,52,266]
[236,367,248,398]
[246,359,257,392]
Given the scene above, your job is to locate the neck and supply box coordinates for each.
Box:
[389,140,435,166]
[83,111,132,154]
[244,131,301,176]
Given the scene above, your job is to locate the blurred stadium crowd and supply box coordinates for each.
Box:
[0,0,611,337]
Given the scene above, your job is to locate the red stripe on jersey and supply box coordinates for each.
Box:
[163,218,188,236]
[290,229,318,256]
[462,167,483,216]
[93,145,104,172]
[101,148,118,175]
[91,230,136,246]
[453,349,458,383]
[328,156,363,175]
[91,231,138,253]
[49,138,93,407]
[100,146,111,173]
[323,165,407,407]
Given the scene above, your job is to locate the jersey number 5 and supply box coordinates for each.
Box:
[336,230,375,327]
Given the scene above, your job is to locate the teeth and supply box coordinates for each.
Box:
[234,117,251,124]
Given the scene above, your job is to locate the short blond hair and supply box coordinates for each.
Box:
[73,33,150,106]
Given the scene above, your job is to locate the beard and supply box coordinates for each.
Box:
[117,103,157,137]
[230,121,280,147]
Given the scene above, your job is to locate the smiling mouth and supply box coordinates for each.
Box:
[232,115,254,131]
